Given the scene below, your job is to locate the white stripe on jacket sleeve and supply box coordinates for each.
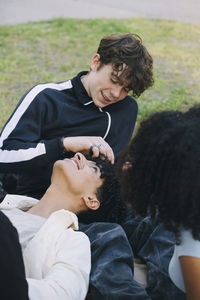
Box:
[0,81,72,163]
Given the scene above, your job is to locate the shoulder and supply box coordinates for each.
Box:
[106,95,138,114]
[176,230,200,258]
[18,80,73,109]
[118,95,137,109]
[49,210,90,246]
[56,228,91,257]
[63,228,90,245]
[125,95,138,105]
[35,80,73,95]
[27,80,73,98]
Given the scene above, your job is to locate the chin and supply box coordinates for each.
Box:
[93,99,102,108]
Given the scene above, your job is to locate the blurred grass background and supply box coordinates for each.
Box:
[0,17,200,130]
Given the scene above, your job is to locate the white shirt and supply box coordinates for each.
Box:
[3,208,45,248]
[0,194,91,300]
[169,229,200,292]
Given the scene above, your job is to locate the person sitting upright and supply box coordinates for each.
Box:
[0,33,153,199]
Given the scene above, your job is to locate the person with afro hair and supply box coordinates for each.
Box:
[119,106,200,299]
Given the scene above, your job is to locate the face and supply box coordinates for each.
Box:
[53,153,103,199]
[85,54,130,108]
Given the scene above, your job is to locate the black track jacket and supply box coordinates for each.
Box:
[0,71,138,198]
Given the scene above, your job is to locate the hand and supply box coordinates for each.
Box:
[63,136,114,164]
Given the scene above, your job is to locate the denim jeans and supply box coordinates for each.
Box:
[80,218,186,300]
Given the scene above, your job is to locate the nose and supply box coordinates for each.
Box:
[111,86,121,99]
[74,152,86,168]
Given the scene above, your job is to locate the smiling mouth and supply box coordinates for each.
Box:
[101,92,111,103]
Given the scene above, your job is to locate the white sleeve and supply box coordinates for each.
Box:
[169,229,200,292]
[177,230,200,258]
[27,230,91,300]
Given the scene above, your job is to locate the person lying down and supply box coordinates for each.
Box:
[0,152,126,300]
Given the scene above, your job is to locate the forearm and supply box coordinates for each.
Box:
[0,137,63,173]
[63,136,115,163]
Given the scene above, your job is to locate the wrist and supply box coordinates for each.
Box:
[60,137,68,156]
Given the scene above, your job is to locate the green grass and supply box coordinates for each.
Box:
[0,18,200,129]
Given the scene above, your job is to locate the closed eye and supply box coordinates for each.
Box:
[110,77,119,85]
[92,165,99,173]
[90,163,100,174]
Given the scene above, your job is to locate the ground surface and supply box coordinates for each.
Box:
[0,0,200,25]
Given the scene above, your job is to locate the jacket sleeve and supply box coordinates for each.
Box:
[26,230,91,300]
[0,85,63,173]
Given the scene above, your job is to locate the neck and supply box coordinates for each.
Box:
[27,186,79,218]
[81,73,90,97]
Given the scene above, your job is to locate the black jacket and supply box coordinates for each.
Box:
[0,211,29,299]
[0,71,138,198]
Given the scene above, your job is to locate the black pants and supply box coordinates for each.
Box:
[0,211,29,300]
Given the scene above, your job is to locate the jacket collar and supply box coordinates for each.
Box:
[0,194,79,230]
[71,71,130,111]
[71,71,95,106]
[1,194,38,210]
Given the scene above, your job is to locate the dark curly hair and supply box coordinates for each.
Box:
[118,106,200,243]
[78,156,128,224]
[97,33,154,97]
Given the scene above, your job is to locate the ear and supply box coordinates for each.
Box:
[82,195,100,211]
[90,53,101,71]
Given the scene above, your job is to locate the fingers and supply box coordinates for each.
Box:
[63,136,115,164]
[90,139,115,164]
[99,142,115,164]
[90,145,101,158]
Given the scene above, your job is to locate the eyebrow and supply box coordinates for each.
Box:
[110,73,130,89]
[89,161,100,171]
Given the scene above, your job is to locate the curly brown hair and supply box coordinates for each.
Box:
[97,33,154,97]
